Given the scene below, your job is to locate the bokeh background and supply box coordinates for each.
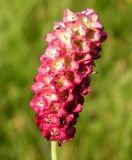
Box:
[0,0,132,160]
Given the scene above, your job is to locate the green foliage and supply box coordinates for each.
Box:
[0,0,132,159]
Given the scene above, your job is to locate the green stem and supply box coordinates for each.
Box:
[51,141,57,160]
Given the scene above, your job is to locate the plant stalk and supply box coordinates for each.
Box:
[51,141,57,160]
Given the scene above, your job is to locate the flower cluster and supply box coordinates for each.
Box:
[30,8,107,144]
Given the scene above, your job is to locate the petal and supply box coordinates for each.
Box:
[81,8,94,15]
[63,9,77,22]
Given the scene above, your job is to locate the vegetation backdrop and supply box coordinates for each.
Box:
[0,0,132,160]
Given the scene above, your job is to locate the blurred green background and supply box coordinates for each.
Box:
[0,0,132,160]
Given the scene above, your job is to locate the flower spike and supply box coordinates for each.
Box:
[30,8,107,144]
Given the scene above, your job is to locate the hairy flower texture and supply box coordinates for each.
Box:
[30,8,107,144]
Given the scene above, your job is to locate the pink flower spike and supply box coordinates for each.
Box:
[30,8,107,144]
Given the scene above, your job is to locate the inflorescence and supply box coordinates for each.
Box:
[30,8,107,144]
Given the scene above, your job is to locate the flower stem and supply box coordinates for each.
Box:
[51,141,57,160]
